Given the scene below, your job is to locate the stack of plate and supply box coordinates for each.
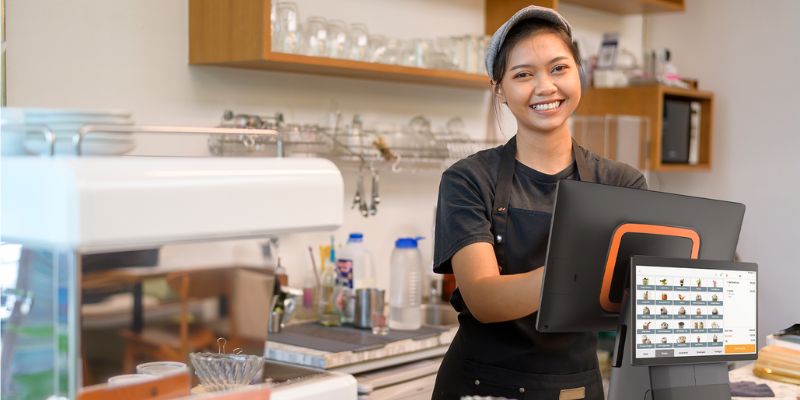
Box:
[1,107,136,155]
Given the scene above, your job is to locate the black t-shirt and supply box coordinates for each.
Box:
[434,139,647,274]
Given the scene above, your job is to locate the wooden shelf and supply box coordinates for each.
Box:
[485,0,684,34]
[560,0,684,15]
[191,0,684,87]
[576,85,714,172]
[189,0,489,89]
[209,52,489,89]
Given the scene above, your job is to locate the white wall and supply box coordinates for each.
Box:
[10,0,792,343]
[645,0,800,344]
[5,0,494,291]
[559,3,644,67]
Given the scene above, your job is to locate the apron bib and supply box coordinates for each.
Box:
[433,137,603,400]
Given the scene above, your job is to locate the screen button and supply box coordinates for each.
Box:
[724,344,756,354]
[655,349,675,357]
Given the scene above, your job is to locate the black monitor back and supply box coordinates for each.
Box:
[536,180,745,333]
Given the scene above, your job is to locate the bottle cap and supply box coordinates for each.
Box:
[348,233,364,241]
[395,237,418,248]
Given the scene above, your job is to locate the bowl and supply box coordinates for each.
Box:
[189,352,263,391]
[107,374,156,386]
[136,361,188,376]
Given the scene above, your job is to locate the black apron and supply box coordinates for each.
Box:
[432,137,604,400]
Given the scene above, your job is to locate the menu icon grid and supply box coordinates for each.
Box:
[635,269,728,359]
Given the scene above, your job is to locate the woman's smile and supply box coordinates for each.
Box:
[529,99,565,115]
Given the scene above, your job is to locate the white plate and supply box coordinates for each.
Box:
[24,132,136,155]
[24,115,133,125]
[20,107,131,118]
[2,107,133,128]
[23,122,134,135]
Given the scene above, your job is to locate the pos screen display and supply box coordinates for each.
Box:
[630,256,758,366]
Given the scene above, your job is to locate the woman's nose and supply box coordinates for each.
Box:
[535,77,558,96]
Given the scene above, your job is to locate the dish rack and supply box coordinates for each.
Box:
[3,123,281,157]
[210,111,503,171]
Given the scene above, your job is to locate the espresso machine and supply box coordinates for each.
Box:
[0,125,345,399]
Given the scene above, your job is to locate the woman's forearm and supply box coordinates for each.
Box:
[464,268,544,323]
[452,242,545,323]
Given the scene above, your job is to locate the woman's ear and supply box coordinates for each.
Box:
[492,81,507,105]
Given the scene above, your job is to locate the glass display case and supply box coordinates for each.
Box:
[1,244,79,400]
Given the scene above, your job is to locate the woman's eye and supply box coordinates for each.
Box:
[552,64,568,73]
[514,72,532,79]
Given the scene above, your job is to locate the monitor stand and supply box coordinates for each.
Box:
[608,295,732,400]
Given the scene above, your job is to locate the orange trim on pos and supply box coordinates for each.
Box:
[599,223,700,313]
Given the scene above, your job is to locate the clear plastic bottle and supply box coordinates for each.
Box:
[389,237,423,330]
[336,233,375,324]
[336,233,376,289]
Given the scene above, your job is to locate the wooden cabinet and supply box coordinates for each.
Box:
[485,0,684,34]
[576,85,713,172]
[188,0,488,89]
[190,0,684,88]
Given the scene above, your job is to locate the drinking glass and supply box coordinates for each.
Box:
[367,34,387,63]
[302,16,327,56]
[380,38,402,65]
[347,23,369,61]
[273,1,300,53]
[326,20,348,59]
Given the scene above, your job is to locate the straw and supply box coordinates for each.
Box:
[308,246,321,288]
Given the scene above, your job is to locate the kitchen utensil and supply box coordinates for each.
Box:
[369,168,380,216]
[308,246,320,288]
[352,172,363,210]
[356,170,369,217]
[354,288,373,329]
[269,310,283,333]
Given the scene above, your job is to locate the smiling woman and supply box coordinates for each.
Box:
[431,5,647,400]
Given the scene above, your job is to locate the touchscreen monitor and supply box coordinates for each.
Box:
[630,256,757,366]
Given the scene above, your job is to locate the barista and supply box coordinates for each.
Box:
[432,6,646,399]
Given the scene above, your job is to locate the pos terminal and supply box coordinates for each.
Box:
[536,180,757,399]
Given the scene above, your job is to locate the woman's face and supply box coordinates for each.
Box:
[495,32,581,137]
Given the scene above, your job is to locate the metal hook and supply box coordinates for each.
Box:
[243,134,256,147]
[217,337,227,354]
[391,153,403,173]
[233,348,243,355]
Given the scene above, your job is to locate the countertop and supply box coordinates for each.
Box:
[729,363,799,399]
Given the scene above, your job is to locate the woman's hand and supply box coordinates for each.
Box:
[452,242,544,323]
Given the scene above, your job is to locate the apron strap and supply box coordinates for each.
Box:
[491,137,588,269]
[490,136,517,270]
[571,138,593,183]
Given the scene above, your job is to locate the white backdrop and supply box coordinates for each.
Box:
[646,0,800,346]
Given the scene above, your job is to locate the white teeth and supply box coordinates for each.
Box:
[532,101,561,111]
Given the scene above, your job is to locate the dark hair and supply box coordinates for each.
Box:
[491,18,581,84]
